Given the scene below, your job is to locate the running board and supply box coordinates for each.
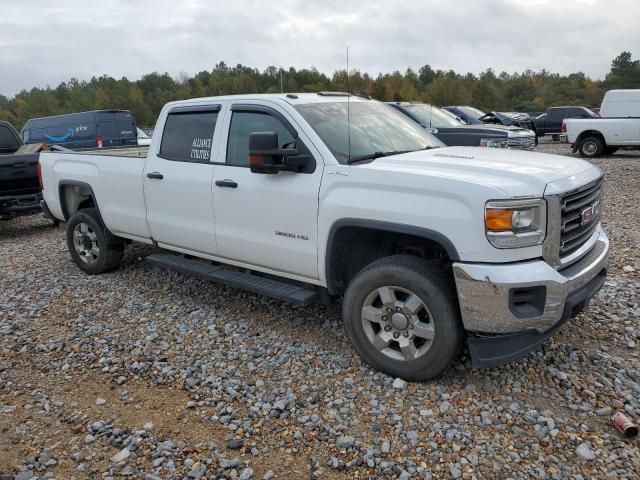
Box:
[145,253,318,307]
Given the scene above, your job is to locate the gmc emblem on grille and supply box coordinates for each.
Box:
[580,201,600,226]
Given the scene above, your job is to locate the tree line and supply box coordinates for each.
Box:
[1,51,638,129]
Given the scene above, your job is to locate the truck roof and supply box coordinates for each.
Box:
[164,92,372,108]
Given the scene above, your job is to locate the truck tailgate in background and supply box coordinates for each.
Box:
[0,153,40,197]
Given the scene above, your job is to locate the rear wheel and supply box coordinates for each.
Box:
[342,255,463,381]
[578,136,605,158]
[66,208,124,274]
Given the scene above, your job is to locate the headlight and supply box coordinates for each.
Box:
[485,199,546,248]
[479,138,508,149]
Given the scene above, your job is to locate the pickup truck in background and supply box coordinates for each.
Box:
[388,102,536,150]
[0,121,45,221]
[534,106,598,140]
[39,93,609,380]
[563,90,640,158]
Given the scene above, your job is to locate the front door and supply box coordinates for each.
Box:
[212,102,323,280]
[144,104,223,255]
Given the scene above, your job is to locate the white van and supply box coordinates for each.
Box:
[600,89,640,117]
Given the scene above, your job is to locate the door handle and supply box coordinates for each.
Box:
[215,179,238,188]
[147,172,164,179]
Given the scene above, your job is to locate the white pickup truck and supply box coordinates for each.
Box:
[563,89,640,158]
[39,93,609,380]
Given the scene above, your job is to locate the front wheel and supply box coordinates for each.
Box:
[66,208,124,275]
[578,136,605,158]
[342,255,463,381]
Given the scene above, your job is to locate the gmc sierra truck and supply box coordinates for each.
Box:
[39,93,609,381]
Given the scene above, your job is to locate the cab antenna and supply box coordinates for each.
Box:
[347,46,351,163]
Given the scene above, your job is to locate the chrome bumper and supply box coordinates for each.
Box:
[453,226,609,334]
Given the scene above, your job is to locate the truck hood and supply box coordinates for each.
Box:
[360,146,596,197]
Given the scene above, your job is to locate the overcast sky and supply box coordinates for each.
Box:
[1,0,637,97]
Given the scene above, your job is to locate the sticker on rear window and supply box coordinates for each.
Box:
[191,137,212,160]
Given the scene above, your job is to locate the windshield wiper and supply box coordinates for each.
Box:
[347,146,437,165]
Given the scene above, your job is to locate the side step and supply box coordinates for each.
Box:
[146,253,318,307]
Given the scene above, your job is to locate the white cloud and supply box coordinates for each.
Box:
[0,0,637,96]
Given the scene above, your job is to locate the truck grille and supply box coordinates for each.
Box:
[559,178,603,256]
[506,136,535,151]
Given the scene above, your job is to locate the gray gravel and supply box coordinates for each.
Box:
[1,141,639,479]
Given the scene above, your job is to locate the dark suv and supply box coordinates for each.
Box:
[389,103,536,150]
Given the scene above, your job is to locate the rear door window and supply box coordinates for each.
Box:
[159,109,219,163]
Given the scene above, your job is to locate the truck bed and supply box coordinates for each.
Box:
[73,146,149,157]
[564,117,640,146]
[39,149,150,239]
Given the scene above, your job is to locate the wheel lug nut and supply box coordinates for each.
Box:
[403,332,409,338]
[393,332,399,339]
[396,307,401,312]
[384,325,391,332]
[386,308,392,312]
[382,316,387,321]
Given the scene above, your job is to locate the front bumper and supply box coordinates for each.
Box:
[452,227,609,366]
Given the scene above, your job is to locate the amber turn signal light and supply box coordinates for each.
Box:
[485,208,513,231]
[249,155,264,168]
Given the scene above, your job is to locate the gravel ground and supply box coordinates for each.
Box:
[1,141,639,479]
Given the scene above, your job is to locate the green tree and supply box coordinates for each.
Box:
[604,51,640,89]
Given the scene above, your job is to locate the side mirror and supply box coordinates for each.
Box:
[248,131,309,174]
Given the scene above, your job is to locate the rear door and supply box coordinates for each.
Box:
[211,101,323,280]
[548,109,563,133]
[144,104,223,255]
[97,111,137,147]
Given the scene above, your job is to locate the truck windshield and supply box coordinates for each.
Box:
[295,101,443,164]
[405,105,462,128]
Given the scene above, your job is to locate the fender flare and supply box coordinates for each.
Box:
[58,180,105,225]
[575,129,606,147]
[324,218,460,294]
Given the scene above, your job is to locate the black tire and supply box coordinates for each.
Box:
[342,255,463,381]
[66,208,124,275]
[578,136,605,158]
[605,147,618,155]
